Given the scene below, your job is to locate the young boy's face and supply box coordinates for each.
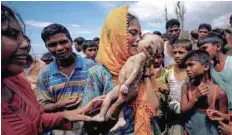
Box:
[199,43,218,59]
[198,28,209,39]
[84,46,98,60]
[173,46,188,65]
[185,59,207,79]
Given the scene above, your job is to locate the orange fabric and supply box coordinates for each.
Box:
[97,5,156,135]
[23,58,46,91]
[96,5,131,76]
[131,66,157,135]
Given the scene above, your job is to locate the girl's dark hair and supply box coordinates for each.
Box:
[1,4,25,35]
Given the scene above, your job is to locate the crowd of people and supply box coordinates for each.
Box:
[1,3,232,135]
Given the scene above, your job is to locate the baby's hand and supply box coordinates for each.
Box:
[120,84,129,94]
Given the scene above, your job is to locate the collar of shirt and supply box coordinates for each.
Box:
[50,53,83,76]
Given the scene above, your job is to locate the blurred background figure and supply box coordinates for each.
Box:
[190,30,199,50]
[41,52,54,65]
[93,37,100,46]
[73,36,86,57]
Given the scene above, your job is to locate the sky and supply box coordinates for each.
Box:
[2,1,232,55]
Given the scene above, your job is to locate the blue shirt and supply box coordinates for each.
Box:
[36,53,96,106]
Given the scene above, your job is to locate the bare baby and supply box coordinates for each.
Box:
[93,33,164,132]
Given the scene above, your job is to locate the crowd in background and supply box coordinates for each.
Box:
[2,3,232,135]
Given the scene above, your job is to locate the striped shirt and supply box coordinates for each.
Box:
[35,53,96,106]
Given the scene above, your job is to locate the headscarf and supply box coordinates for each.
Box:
[97,5,156,135]
[97,5,130,76]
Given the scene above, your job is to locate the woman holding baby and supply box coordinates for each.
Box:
[80,5,161,135]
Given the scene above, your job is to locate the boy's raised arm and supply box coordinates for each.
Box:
[181,84,197,113]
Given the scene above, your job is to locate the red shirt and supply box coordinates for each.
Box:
[1,74,72,135]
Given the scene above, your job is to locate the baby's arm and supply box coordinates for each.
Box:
[93,85,119,122]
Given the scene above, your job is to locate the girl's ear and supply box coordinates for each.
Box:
[216,43,221,51]
[204,63,210,71]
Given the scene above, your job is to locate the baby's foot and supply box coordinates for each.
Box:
[110,118,126,132]
[92,114,105,122]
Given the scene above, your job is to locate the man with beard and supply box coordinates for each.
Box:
[163,19,181,67]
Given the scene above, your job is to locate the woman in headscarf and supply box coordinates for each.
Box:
[1,4,104,135]
[80,5,160,135]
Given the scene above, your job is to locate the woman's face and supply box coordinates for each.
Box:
[127,19,142,56]
[1,17,30,76]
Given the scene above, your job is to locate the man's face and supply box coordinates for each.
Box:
[198,28,209,38]
[84,46,98,61]
[45,33,73,60]
[74,42,83,52]
[167,25,181,44]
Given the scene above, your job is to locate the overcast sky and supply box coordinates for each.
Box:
[3,1,232,55]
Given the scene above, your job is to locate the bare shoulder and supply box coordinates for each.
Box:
[215,84,227,99]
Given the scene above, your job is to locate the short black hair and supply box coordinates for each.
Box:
[173,39,192,51]
[153,31,162,36]
[1,4,25,37]
[190,30,198,40]
[73,37,85,45]
[93,37,100,41]
[41,52,54,61]
[166,19,180,30]
[41,23,72,43]
[198,23,212,32]
[181,50,211,76]
[197,32,223,48]
[82,40,98,52]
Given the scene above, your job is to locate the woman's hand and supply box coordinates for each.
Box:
[63,110,93,122]
[62,96,105,122]
[206,109,230,122]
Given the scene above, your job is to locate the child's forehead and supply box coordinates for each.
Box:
[186,58,201,63]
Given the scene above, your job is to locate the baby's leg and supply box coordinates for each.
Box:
[110,110,126,132]
[93,85,119,122]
